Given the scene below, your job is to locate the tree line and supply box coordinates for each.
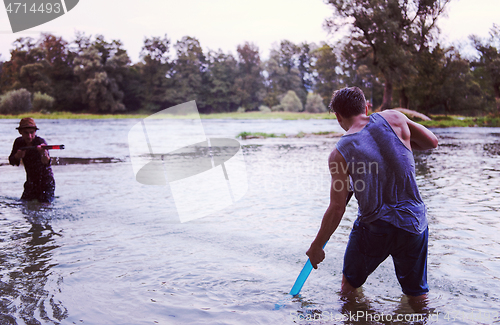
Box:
[0,0,499,115]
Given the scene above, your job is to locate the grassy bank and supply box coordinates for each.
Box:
[420,115,500,127]
[237,131,343,139]
[201,111,336,120]
[0,111,336,120]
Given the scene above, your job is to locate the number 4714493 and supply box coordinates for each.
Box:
[5,2,61,14]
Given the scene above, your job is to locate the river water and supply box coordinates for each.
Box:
[0,118,499,325]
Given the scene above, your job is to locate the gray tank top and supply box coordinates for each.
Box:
[335,113,427,234]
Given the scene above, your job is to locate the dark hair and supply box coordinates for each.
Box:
[328,87,366,118]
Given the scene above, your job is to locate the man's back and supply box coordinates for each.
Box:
[335,111,427,234]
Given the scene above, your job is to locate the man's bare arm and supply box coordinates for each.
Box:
[407,118,438,150]
[306,148,350,269]
[380,110,438,151]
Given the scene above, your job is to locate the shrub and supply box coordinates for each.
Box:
[236,106,246,113]
[0,88,32,114]
[258,105,271,113]
[280,90,303,112]
[32,92,55,112]
[305,93,327,113]
[271,104,284,112]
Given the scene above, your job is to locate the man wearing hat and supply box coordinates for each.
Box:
[9,118,55,203]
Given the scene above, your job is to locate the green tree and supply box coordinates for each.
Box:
[407,45,485,115]
[136,34,171,112]
[205,50,239,112]
[0,37,50,94]
[164,36,207,111]
[0,34,82,112]
[264,40,304,107]
[471,24,500,112]
[339,39,384,109]
[73,34,130,113]
[311,43,341,106]
[234,42,266,111]
[19,58,51,95]
[120,65,142,112]
[263,57,284,107]
[325,0,451,109]
[297,42,316,94]
[38,33,79,111]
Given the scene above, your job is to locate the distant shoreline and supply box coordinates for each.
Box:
[237,131,344,139]
[0,111,336,121]
[1,111,499,127]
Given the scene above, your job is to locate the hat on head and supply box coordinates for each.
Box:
[16,117,39,130]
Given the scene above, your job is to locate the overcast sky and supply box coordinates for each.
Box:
[0,0,499,63]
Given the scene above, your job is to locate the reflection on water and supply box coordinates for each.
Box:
[0,202,66,324]
[51,157,124,165]
[0,120,500,324]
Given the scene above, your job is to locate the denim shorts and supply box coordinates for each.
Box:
[343,218,429,296]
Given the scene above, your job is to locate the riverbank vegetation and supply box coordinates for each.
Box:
[421,114,500,127]
[237,130,344,139]
[1,1,499,118]
[2,110,499,127]
[0,111,335,120]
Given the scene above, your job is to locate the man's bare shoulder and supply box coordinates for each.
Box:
[329,147,342,160]
[377,110,412,144]
[378,110,408,125]
[328,148,347,167]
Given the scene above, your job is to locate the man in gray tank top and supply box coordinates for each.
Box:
[306,87,438,304]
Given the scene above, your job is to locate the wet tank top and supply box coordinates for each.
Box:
[335,113,427,234]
